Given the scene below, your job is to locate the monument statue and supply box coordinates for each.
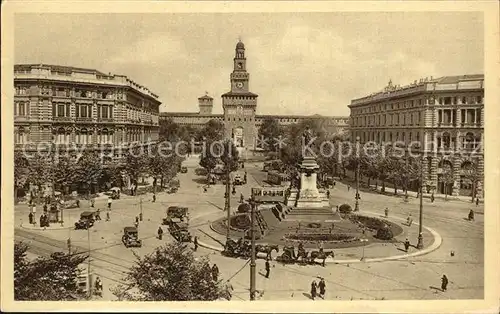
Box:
[302,127,315,158]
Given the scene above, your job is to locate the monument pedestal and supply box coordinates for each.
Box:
[295,156,330,208]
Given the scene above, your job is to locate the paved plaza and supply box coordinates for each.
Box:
[14,155,484,301]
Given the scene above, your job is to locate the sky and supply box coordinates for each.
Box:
[14,12,483,116]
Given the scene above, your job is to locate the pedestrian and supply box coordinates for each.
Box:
[107,196,112,209]
[318,278,326,299]
[407,214,413,226]
[431,193,435,203]
[193,236,198,251]
[326,190,330,198]
[134,221,139,228]
[404,238,410,252]
[95,276,103,295]
[232,186,236,195]
[152,193,156,203]
[333,180,336,187]
[240,193,244,203]
[135,216,139,224]
[384,207,389,218]
[475,197,479,207]
[203,185,208,193]
[468,209,475,221]
[43,203,48,212]
[441,274,449,292]
[347,185,351,192]
[28,212,33,225]
[310,280,317,300]
[95,208,101,221]
[211,264,219,282]
[157,226,163,240]
[265,258,270,279]
[90,197,95,208]
[106,211,110,222]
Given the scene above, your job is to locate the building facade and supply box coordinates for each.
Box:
[349,75,484,197]
[14,64,161,159]
[160,41,349,149]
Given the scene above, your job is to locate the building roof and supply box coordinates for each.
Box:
[198,95,213,100]
[221,91,258,97]
[236,41,245,49]
[430,74,484,84]
[14,64,107,76]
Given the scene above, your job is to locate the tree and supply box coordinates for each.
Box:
[439,167,455,200]
[123,146,148,187]
[147,145,183,191]
[51,155,78,195]
[14,242,88,301]
[14,151,29,202]
[74,151,103,195]
[26,154,53,202]
[199,119,224,142]
[111,242,228,301]
[257,118,283,152]
[462,160,482,201]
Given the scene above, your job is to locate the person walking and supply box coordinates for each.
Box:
[95,208,101,221]
[404,238,410,252]
[310,280,317,300]
[157,226,163,240]
[211,264,219,282]
[384,207,389,218]
[441,274,449,292]
[468,209,475,221]
[28,212,34,225]
[265,258,270,279]
[475,197,479,207]
[90,197,95,208]
[430,193,435,203]
[193,236,198,251]
[107,196,112,209]
[347,185,351,192]
[152,193,156,203]
[135,216,139,224]
[105,211,110,222]
[94,276,103,296]
[134,220,139,228]
[318,278,326,299]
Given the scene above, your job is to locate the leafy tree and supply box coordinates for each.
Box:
[111,242,228,301]
[100,163,125,191]
[123,146,148,187]
[14,242,88,301]
[462,160,482,201]
[14,151,29,202]
[257,118,283,152]
[147,145,184,191]
[199,119,224,142]
[74,151,103,195]
[159,118,181,142]
[439,166,455,200]
[26,154,53,202]
[51,155,78,195]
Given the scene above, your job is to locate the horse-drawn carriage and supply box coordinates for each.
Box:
[277,243,334,266]
[122,226,142,247]
[222,238,279,260]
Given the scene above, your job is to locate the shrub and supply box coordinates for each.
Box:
[338,204,352,214]
[230,214,251,230]
[375,225,394,240]
[237,203,251,213]
[307,222,321,228]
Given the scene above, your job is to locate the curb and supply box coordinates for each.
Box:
[197,211,443,264]
[20,223,73,231]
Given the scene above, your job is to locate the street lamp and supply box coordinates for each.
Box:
[225,166,231,241]
[249,194,257,301]
[354,136,360,212]
[416,154,424,249]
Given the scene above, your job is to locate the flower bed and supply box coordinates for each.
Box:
[229,214,251,231]
[284,233,358,243]
[348,215,403,239]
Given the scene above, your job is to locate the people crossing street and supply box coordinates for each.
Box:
[441,275,449,292]
[318,278,326,299]
[310,280,317,300]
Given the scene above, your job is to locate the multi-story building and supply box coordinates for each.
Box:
[14,64,161,159]
[349,75,484,197]
[160,40,350,149]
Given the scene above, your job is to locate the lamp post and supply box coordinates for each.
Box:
[417,154,424,249]
[354,136,360,212]
[139,197,143,221]
[225,166,231,241]
[87,222,92,298]
[249,194,257,301]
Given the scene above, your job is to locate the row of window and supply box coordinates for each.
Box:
[226,117,254,122]
[16,86,125,100]
[14,131,153,144]
[352,111,422,127]
[437,109,481,125]
[351,95,483,115]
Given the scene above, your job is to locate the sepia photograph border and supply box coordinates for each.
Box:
[1,1,499,313]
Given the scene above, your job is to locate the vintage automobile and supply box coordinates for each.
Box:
[122,226,142,248]
[169,221,192,242]
[74,211,95,230]
[162,206,189,225]
[180,166,188,173]
[233,174,244,185]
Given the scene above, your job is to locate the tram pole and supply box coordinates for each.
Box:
[354,136,360,211]
[225,166,231,241]
[87,223,92,298]
[417,153,424,249]
[249,194,256,301]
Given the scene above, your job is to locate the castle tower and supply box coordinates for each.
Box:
[222,40,258,150]
[198,92,213,115]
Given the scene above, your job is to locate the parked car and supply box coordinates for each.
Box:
[74,211,95,230]
[122,226,142,247]
[233,174,244,185]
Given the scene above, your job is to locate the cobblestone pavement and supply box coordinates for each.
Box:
[14,156,484,301]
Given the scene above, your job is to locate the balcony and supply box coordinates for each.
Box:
[53,116,73,123]
[76,117,94,123]
[98,118,114,123]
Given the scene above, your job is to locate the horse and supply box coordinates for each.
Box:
[256,244,279,259]
[309,250,334,266]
